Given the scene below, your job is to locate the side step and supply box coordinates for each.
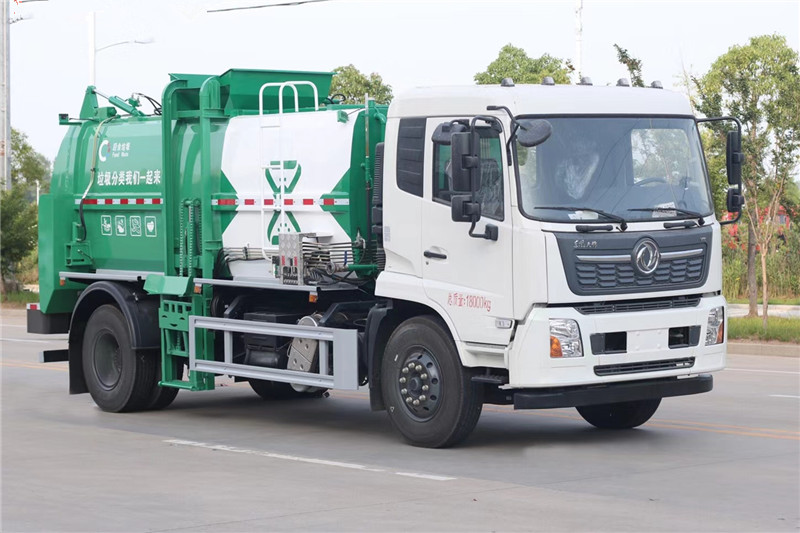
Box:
[188,315,360,391]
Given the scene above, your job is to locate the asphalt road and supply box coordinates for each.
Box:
[2,308,798,532]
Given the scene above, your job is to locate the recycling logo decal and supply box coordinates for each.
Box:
[265,160,302,245]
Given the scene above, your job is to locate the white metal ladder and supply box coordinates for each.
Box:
[257,82,320,257]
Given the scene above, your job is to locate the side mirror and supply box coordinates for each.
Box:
[431,122,468,145]
[451,132,479,192]
[726,130,743,185]
[517,119,552,148]
[726,187,744,213]
[451,194,481,223]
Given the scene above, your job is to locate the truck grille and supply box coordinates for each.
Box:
[554,228,713,296]
[594,357,695,376]
[576,256,705,291]
[575,295,701,315]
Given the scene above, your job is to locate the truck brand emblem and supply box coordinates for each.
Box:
[632,239,660,275]
[573,239,597,249]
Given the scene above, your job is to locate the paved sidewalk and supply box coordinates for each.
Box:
[728,303,800,319]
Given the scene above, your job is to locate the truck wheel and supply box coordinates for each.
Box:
[248,379,326,400]
[381,316,483,448]
[576,399,661,429]
[82,305,157,413]
[144,357,181,411]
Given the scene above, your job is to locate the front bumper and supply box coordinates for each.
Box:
[508,295,726,388]
[513,374,713,409]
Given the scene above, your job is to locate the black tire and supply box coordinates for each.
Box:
[576,399,661,429]
[82,304,157,413]
[248,379,326,400]
[144,356,181,411]
[381,316,483,448]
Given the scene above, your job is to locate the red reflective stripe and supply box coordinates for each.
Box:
[27,303,39,310]
[322,198,334,206]
[120,199,129,205]
[136,198,145,205]
[83,199,98,205]
[264,199,274,205]
[303,198,314,205]
[244,199,255,205]
[152,198,162,205]
[284,199,294,206]
[218,199,236,206]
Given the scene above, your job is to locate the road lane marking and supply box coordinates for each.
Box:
[769,394,800,399]
[726,368,800,375]
[396,472,457,481]
[1,360,68,372]
[165,439,456,481]
[0,337,51,344]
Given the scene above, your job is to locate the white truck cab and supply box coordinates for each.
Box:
[374,81,741,439]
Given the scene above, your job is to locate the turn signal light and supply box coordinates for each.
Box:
[550,336,563,358]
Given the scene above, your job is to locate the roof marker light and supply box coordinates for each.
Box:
[542,76,555,86]
[617,78,630,87]
[500,77,515,87]
[650,80,663,89]
[579,77,593,86]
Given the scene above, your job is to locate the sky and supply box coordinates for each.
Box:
[9,0,800,161]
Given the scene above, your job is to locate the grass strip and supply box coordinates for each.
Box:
[728,317,800,344]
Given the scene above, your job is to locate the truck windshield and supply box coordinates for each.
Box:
[515,117,713,223]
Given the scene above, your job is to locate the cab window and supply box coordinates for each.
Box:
[432,127,504,220]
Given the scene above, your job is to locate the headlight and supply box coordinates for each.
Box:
[550,319,583,358]
[705,306,725,345]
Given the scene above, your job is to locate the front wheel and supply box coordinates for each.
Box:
[576,398,661,429]
[381,316,483,448]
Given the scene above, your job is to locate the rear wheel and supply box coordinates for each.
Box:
[82,305,157,412]
[576,399,661,429]
[144,357,181,410]
[381,316,482,448]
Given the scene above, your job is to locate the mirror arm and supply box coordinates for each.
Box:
[487,105,519,161]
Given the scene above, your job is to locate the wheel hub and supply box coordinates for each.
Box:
[94,331,122,390]
[397,349,441,420]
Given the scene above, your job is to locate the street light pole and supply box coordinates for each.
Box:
[89,11,153,87]
[88,10,95,86]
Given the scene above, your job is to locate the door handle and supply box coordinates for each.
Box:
[424,250,447,260]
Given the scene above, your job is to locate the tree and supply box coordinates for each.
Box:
[11,128,51,192]
[0,183,37,293]
[1,129,49,293]
[694,34,800,328]
[474,44,572,85]
[329,64,392,105]
[613,44,644,87]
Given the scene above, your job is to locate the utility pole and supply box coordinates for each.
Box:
[2,0,46,191]
[574,0,583,83]
[1,0,9,190]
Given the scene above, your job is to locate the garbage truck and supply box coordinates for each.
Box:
[28,68,744,447]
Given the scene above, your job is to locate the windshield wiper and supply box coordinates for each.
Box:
[628,207,705,227]
[535,206,628,231]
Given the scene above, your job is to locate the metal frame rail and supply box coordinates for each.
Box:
[188,315,359,390]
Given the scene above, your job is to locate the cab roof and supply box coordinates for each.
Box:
[388,84,695,119]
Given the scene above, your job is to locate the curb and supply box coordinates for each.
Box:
[728,342,799,357]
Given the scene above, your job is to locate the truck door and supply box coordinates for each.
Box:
[421,119,514,346]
